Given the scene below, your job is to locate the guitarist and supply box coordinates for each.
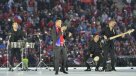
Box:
[101,20,125,71]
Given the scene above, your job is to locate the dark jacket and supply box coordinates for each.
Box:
[88,40,102,56]
[10,29,25,42]
[51,26,62,47]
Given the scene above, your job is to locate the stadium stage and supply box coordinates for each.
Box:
[0,67,136,76]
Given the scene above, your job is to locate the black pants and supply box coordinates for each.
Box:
[84,54,91,69]
[54,46,67,73]
[9,48,21,67]
[53,48,68,71]
[84,53,103,69]
[102,44,116,70]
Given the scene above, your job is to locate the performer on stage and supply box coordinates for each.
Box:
[9,22,25,71]
[101,20,124,71]
[84,33,103,71]
[60,27,72,72]
[52,19,68,75]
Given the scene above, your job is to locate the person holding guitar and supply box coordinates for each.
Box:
[101,20,125,71]
[101,20,135,71]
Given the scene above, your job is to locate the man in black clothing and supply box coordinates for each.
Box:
[9,22,24,71]
[84,34,103,71]
[101,20,124,71]
[52,20,68,75]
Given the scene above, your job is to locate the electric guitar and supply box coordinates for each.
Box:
[101,29,135,43]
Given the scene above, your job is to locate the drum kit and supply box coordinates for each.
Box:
[6,32,37,49]
[10,41,35,49]
[9,33,36,71]
[1,32,50,71]
[10,39,35,71]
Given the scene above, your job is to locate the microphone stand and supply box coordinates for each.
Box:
[35,34,51,71]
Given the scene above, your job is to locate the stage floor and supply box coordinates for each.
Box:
[0,67,136,76]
